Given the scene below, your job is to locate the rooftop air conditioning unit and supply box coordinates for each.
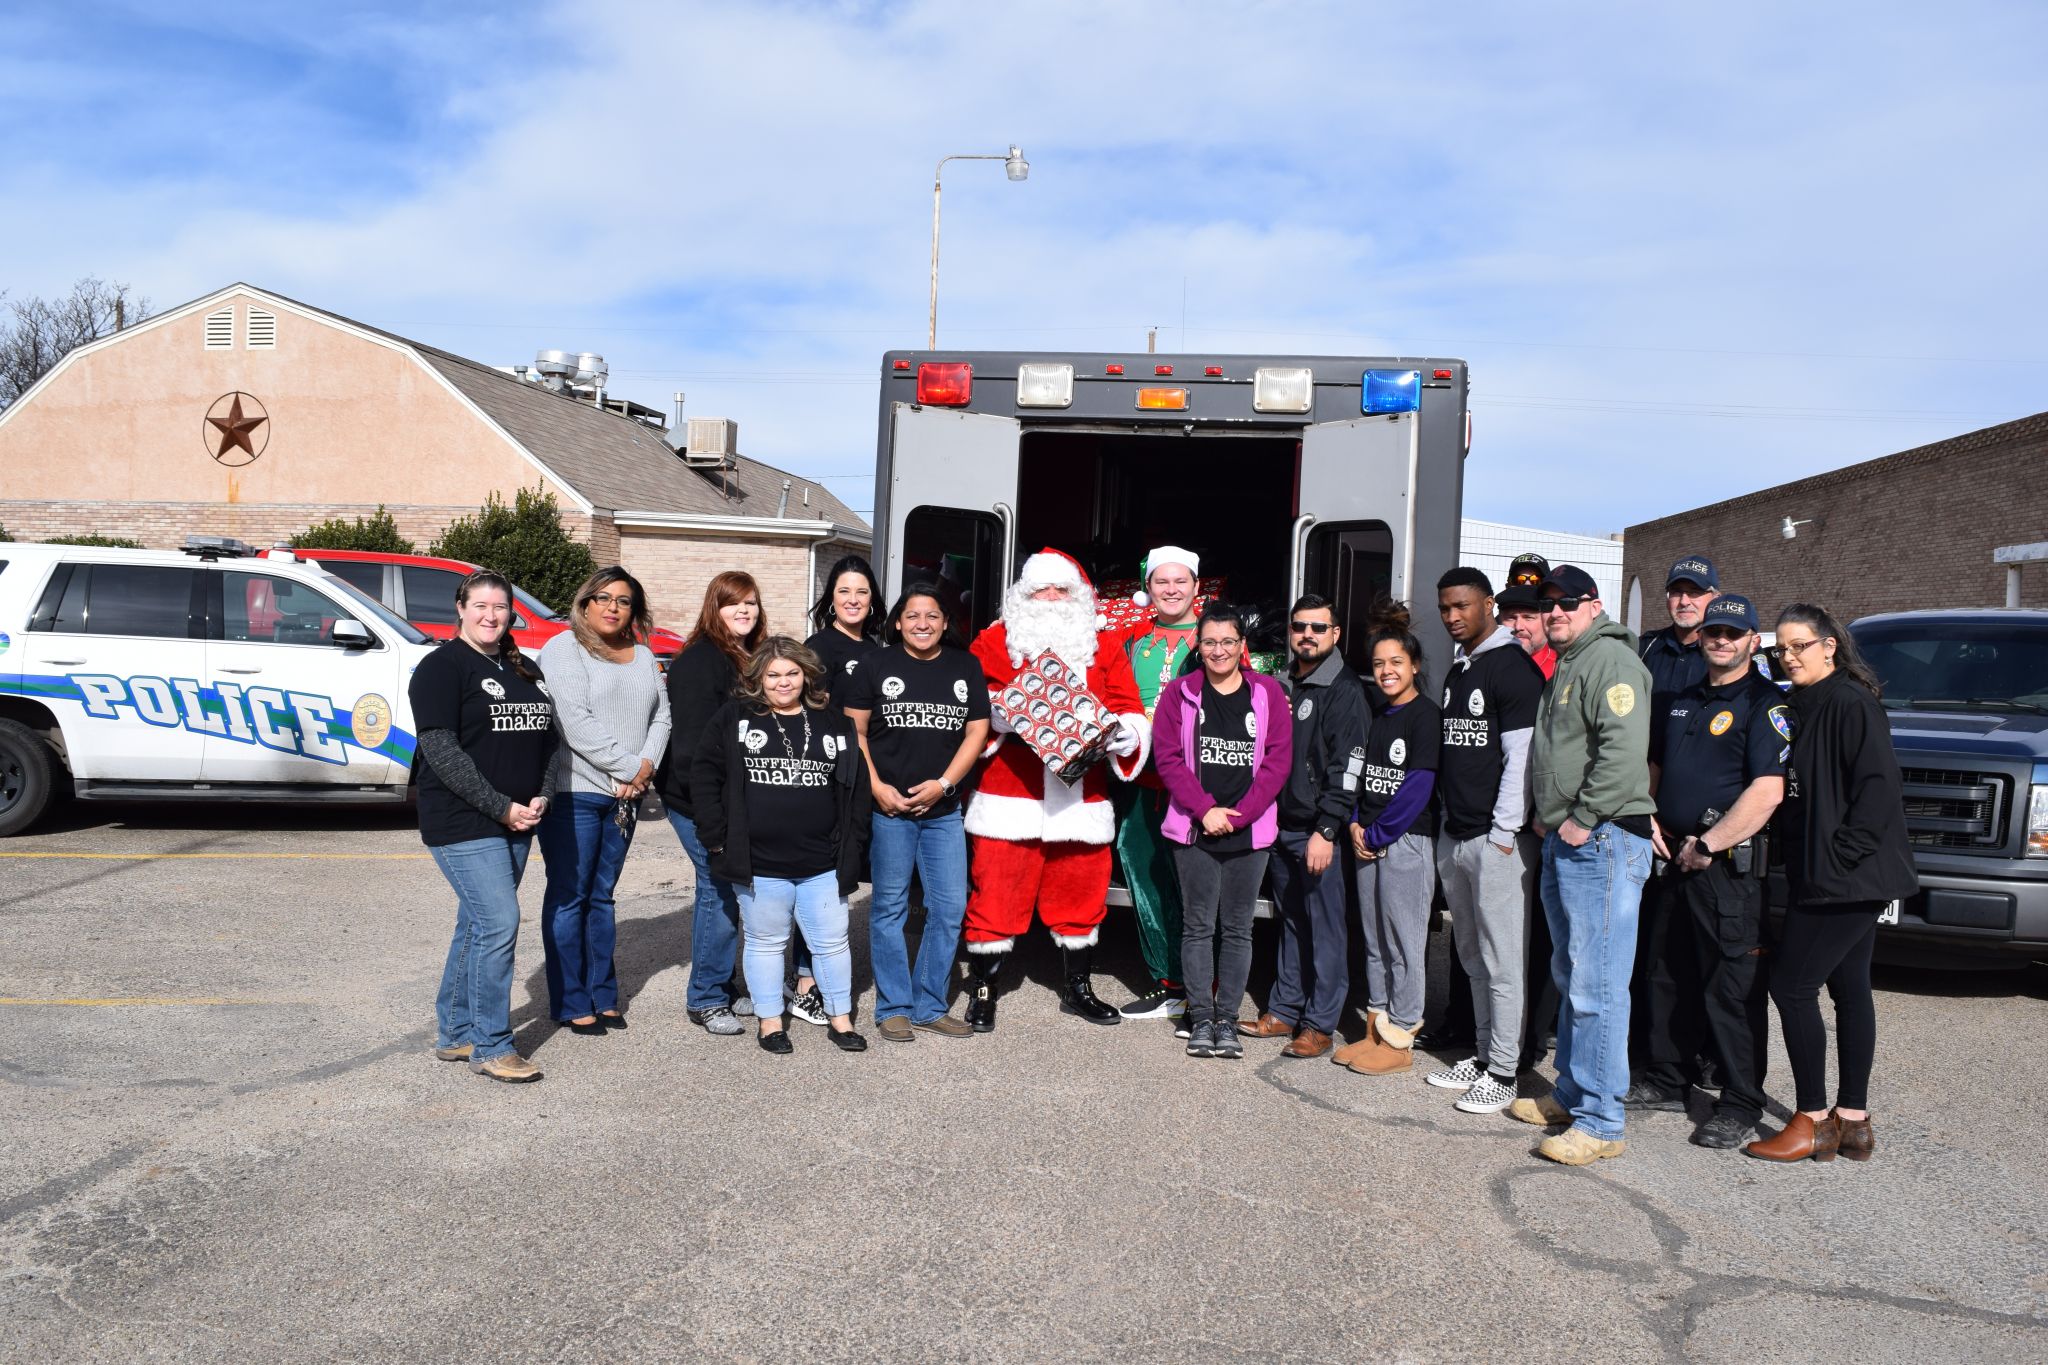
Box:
[682,417,739,468]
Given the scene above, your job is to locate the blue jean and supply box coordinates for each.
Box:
[1542,824,1653,1140]
[665,808,744,1011]
[431,834,533,1062]
[737,872,853,1019]
[868,810,969,1023]
[1267,828,1349,1033]
[538,792,635,1020]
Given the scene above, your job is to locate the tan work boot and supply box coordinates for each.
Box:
[1537,1127,1626,1165]
[434,1043,473,1062]
[471,1052,542,1083]
[1506,1095,1571,1127]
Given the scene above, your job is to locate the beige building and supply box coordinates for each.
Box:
[0,283,869,634]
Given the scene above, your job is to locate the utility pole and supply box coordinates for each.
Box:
[1146,327,1157,354]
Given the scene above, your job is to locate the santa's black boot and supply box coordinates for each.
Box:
[965,954,1003,1033]
[1059,945,1122,1025]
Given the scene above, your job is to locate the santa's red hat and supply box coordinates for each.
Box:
[1016,547,1093,596]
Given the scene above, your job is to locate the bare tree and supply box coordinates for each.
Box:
[0,278,153,411]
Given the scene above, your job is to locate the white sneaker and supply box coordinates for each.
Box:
[1425,1057,1485,1091]
[1454,1073,1517,1114]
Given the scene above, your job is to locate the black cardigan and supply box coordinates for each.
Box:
[658,638,741,818]
[1778,669,1919,907]
[689,700,872,895]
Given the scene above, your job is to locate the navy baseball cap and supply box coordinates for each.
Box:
[1666,555,1718,591]
[1538,565,1600,601]
[1700,594,1759,632]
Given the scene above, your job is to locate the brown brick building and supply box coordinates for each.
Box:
[1623,412,2047,630]
[0,283,869,634]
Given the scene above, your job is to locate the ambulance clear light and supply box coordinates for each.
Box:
[1253,367,1313,413]
[1363,368,1422,414]
[1014,362,1074,408]
[916,362,973,406]
[1135,386,1188,410]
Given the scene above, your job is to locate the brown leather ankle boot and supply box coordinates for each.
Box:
[1744,1112,1841,1163]
[1834,1110,1874,1162]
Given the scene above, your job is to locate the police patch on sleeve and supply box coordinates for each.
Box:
[1769,706,1793,740]
[1605,683,1635,717]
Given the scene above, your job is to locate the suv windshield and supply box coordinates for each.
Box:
[1853,618,2048,714]
[316,571,432,645]
[511,584,561,623]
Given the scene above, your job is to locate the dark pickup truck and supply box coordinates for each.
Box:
[1850,609,2048,965]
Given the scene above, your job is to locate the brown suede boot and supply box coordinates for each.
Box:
[1345,1037,1415,1075]
[1331,1013,1384,1067]
[1834,1110,1874,1162]
[1744,1112,1840,1163]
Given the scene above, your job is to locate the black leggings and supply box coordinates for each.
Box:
[1768,902,1879,1112]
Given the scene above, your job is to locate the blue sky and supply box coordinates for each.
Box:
[5,0,2044,534]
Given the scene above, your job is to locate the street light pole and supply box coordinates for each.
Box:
[929,146,1028,349]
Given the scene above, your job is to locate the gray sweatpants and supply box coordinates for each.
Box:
[1356,831,1436,1032]
[1437,832,1535,1078]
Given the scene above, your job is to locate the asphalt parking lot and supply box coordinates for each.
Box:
[4,805,2047,1362]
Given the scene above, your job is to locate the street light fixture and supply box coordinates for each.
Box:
[930,145,1029,349]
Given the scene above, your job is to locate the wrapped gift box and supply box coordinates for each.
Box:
[991,650,1123,785]
[1095,574,1230,633]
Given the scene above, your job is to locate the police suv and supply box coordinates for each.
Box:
[0,538,434,835]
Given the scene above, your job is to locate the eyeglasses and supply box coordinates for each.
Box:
[589,592,635,609]
[1537,596,1590,614]
[1289,620,1334,635]
[1775,638,1826,658]
[1199,638,1243,652]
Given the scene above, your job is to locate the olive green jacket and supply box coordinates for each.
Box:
[1529,613,1656,831]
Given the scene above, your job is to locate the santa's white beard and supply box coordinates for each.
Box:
[1003,587,1099,671]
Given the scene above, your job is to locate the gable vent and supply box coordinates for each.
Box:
[246,307,277,350]
[204,307,234,350]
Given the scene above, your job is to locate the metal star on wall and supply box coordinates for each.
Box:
[204,392,270,466]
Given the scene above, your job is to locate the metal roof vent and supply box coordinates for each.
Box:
[680,417,738,469]
[534,349,578,392]
[204,307,233,350]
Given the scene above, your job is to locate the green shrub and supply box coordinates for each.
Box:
[44,533,145,548]
[0,524,11,542]
[290,505,415,554]
[429,486,595,614]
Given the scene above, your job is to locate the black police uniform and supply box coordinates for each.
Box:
[1636,669,1789,1123]
[1639,625,1709,721]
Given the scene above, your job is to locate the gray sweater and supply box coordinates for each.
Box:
[537,633,673,796]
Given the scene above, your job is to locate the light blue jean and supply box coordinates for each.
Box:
[665,808,744,1012]
[867,809,968,1023]
[431,834,533,1063]
[538,792,635,1021]
[737,871,853,1020]
[1542,824,1653,1140]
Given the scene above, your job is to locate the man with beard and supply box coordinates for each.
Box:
[961,549,1151,1030]
[1640,556,1719,717]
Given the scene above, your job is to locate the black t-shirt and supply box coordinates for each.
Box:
[1356,695,1442,833]
[409,640,555,847]
[1197,679,1259,853]
[1652,671,1790,836]
[1437,637,1545,839]
[740,709,839,879]
[806,627,883,713]
[842,644,990,819]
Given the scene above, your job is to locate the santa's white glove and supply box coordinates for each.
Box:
[1105,722,1140,758]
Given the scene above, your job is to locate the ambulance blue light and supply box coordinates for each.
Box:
[1362,369,1421,414]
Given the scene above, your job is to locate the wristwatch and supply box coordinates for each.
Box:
[940,778,958,798]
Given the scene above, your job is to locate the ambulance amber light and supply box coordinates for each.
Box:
[1363,368,1422,414]
[1135,386,1188,410]
[1015,362,1074,408]
[916,362,972,405]
[1253,367,1313,414]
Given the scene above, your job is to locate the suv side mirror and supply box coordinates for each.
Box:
[332,619,374,650]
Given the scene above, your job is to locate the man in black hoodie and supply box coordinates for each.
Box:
[1239,593,1370,1059]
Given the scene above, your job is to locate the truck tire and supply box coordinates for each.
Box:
[0,718,58,837]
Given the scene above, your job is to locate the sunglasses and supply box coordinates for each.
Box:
[1536,596,1590,614]
[1289,620,1334,635]
[1700,627,1750,643]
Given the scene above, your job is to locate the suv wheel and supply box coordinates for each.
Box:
[0,719,57,837]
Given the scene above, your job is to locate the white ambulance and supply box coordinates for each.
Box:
[0,538,435,835]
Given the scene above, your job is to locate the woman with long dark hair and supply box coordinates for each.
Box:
[691,637,872,1054]
[1746,604,1916,1163]
[536,566,670,1035]
[1149,601,1293,1059]
[658,571,766,1035]
[806,554,885,710]
[843,582,990,1042]
[412,570,559,1083]
[1337,601,1441,1077]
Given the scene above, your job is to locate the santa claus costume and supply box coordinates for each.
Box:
[962,549,1150,1030]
